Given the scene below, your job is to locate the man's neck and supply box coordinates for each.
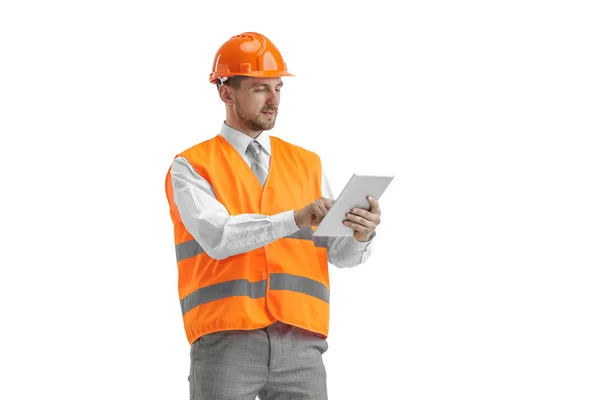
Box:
[225,119,261,139]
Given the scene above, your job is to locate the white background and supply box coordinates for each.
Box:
[1,0,599,399]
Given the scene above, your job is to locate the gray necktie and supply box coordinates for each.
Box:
[246,140,269,186]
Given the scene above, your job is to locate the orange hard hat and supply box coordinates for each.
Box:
[209,32,294,84]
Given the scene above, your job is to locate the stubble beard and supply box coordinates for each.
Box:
[234,99,277,132]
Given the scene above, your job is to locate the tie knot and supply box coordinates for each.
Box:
[247,140,262,157]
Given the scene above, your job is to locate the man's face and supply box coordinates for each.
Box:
[230,77,283,132]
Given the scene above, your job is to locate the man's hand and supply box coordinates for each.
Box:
[294,197,334,228]
[343,196,381,242]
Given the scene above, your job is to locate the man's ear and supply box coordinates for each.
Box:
[219,85,234,105]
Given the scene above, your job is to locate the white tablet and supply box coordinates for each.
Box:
[312,173,394,237]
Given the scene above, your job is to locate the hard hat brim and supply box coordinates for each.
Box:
[210,71,294,84]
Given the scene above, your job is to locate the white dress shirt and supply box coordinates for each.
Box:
[169,123,376,268]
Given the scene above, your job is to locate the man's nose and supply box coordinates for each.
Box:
[266,89,280,106]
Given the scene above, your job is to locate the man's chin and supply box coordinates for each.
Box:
[255,119,276,131]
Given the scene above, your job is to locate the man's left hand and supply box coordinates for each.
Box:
[343,196,382,242]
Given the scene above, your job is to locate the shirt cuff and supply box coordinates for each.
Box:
[271,210,301,238]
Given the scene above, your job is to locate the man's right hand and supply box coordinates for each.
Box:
[293,197,334,228]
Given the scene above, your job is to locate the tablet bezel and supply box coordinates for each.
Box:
[312,173,394,237]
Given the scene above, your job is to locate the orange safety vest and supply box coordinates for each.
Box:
[165,134,330,345]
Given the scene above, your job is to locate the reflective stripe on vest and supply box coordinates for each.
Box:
[180,273,330,316]
[175,227,328,262]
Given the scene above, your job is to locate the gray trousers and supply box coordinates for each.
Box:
[188,321,329,399]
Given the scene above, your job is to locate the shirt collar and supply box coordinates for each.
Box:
[219,122,272,157]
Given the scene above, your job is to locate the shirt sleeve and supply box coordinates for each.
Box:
[170,156,300,260]
[320,169,376,268]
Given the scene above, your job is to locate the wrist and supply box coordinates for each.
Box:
[354,232,372,242]
[293,211,302,228]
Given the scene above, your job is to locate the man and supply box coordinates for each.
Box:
[164,32,383,400]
